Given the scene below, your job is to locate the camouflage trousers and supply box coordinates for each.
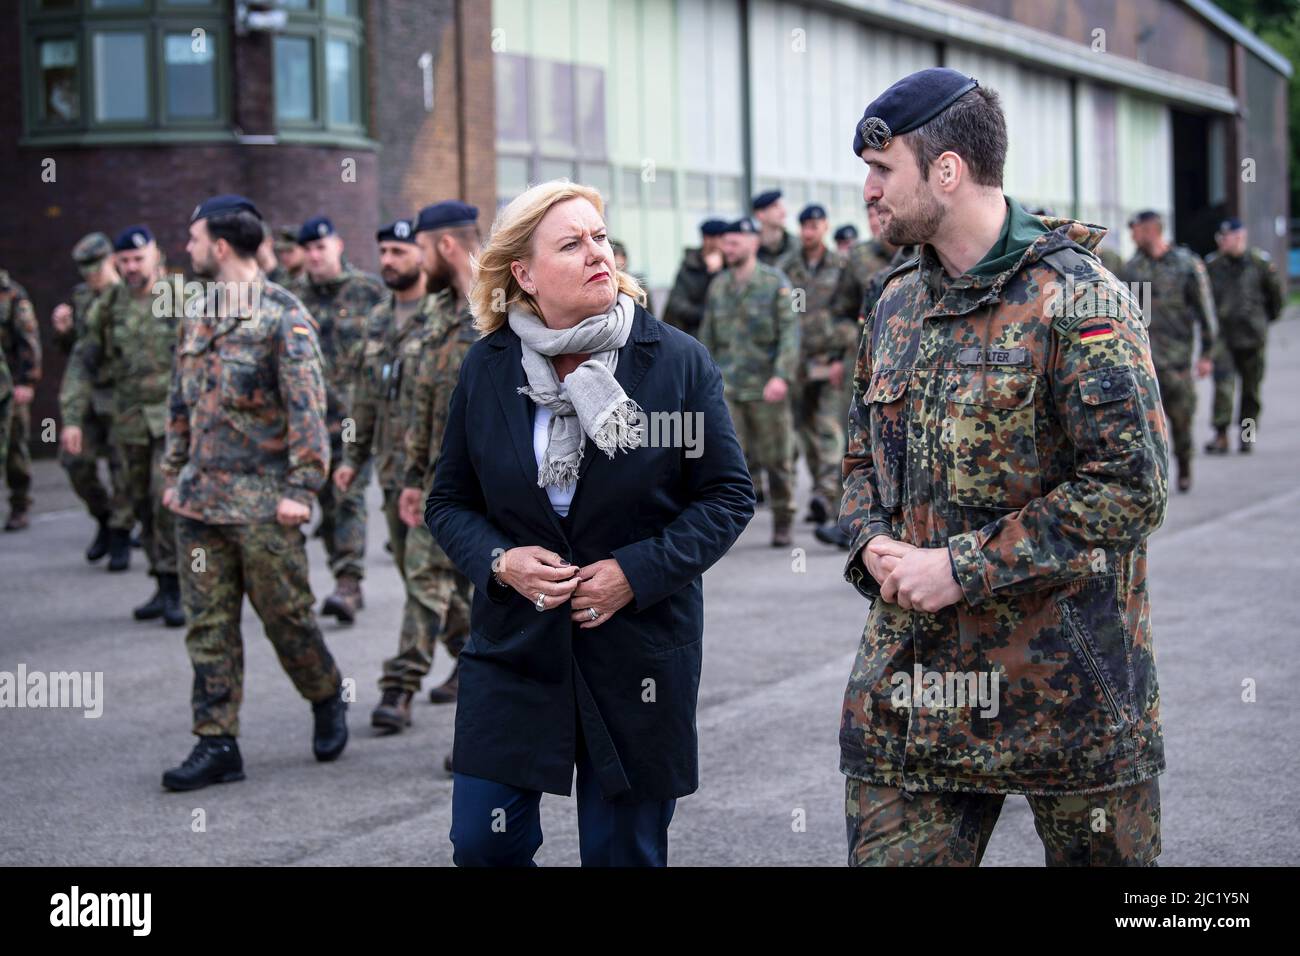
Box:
[175,516,341,737]
[60,399,127,525]
[316,450,370,580]
[1211,344,1266,434]
[5,402,31,512]
[793,377,845,504]
[119,435,176,575]
[0,393,9,484]
[845,776,1161,866]
[1155,366,1196,466]
[727,396,794,522]
[378,491,471,693]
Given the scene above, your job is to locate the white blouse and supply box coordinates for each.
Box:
[533,406,577,516]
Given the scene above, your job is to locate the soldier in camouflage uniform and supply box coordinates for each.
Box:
[753,190,797,267]
[842,70,1168,866]
[372,202,481,740]
[834,224,859,254]
[662,219,727,338]
[1,270,40,532]
[1203,217,1284,455]
[52,233,130,560]
[292,216,387,622]
[268,225,303,287]
[1123,209,1216,492]
[699,217,800,545]
[780,204,848,528]
[0,269,41,515]
[62,226,181,623]
[160,194,347,791]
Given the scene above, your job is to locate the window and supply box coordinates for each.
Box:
[23,0,228,138]
[276,0,367,136]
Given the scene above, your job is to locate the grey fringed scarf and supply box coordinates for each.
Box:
[509,292,644,489]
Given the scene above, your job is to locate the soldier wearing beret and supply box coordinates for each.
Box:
[51,234,131,559]
[662,218,728,337]
[61,225,181,623]
[781,204,849,529]
[0,268,41,526]
[1203,217,1284,456]
[699,217,800,545]
[291,215,386,623]
[753,190,797,267]
[841,68,1168,866]
[269,226,304,287]
[1,268,41,532]
[160,194,347,790]
[1123,209,1217,492]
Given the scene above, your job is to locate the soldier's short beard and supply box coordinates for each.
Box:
[884,183,946,246]
[383,266,422,292]
[423,252,452,294]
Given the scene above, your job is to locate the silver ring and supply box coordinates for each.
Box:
[534,592,547,612]
[587,607,599,621]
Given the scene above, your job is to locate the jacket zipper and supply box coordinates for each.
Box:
[1058,600,1123,724]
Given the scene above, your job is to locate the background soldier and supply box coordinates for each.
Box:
[161,194,347,791]
[833,224,859,254]
[662,218,727,337]
[753,190,796,266]
[843,68,1168,867]
[1204,217,1283,456]
[62,225,181,624]
[270,226,304,286]
[293,215,386,622]
[781,203,848,530]
[1124,209,1217,492]
[52,233,128,561]
[0,268,40,532]
[0,269,40,516]
[610,239,650,292]
[699,217,799,546]
[373,202,482,740]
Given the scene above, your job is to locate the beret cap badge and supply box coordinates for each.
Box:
[858,116,892,151]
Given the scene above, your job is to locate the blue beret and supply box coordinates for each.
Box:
[1218,217,1244,233]
[1127,209,1161,228]
[700,218,729,236]
[852,67,979,155]
[113,225,154,252]
[376,218,418,245]
[798,204,828,223]
[751,190,782,211]
[298,216,336,244]
[414,201,479,233]
[725,217,759,235]
[190,194,261,224]
[834,224,859,243]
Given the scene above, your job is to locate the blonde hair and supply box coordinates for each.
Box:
[470,179,646,334]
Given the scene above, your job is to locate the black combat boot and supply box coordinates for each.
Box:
[1176,456,1192,493]
[160,573,185,628]
[312,691,349,762]
[107,528,131,571]
[321,574,364,624]
[771,516,793,548]
[161,735,245,791]
[371,688,413,734]
[428,663,459,704]
[86,517,111,562]
[133,577,165,620]
[1204,429,1229,455]
[4,509,29,532]
[814,521,851,550]
[804,495,830,525]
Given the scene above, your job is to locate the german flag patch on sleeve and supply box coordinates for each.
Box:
[1077,320,1114,344]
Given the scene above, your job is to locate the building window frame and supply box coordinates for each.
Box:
[275,0,368,139]
[21,0,231,142]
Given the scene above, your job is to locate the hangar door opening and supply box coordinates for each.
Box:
[1171,108,1229,257]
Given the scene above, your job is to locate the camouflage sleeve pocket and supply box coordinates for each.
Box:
[865,369,909,510]
[1077,366,1145,454]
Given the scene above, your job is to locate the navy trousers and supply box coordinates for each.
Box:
[449,742,676,867]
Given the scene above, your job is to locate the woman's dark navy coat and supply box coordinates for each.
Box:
[427,304,754,803]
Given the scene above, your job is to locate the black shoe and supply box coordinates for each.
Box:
[86,518,111,562]
[371,688,413,734]
[107,528,131,572]
[312,692,349,762]
[133,580,165,620]
[162,736,245,792]
[4,510,29,532]
[814,522,851,550]
[442,753,453,776]
[1239,441,1253,455]
[161,573,186,628]
[804,495,830,525]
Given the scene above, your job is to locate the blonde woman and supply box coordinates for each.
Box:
[428,180,754,866]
